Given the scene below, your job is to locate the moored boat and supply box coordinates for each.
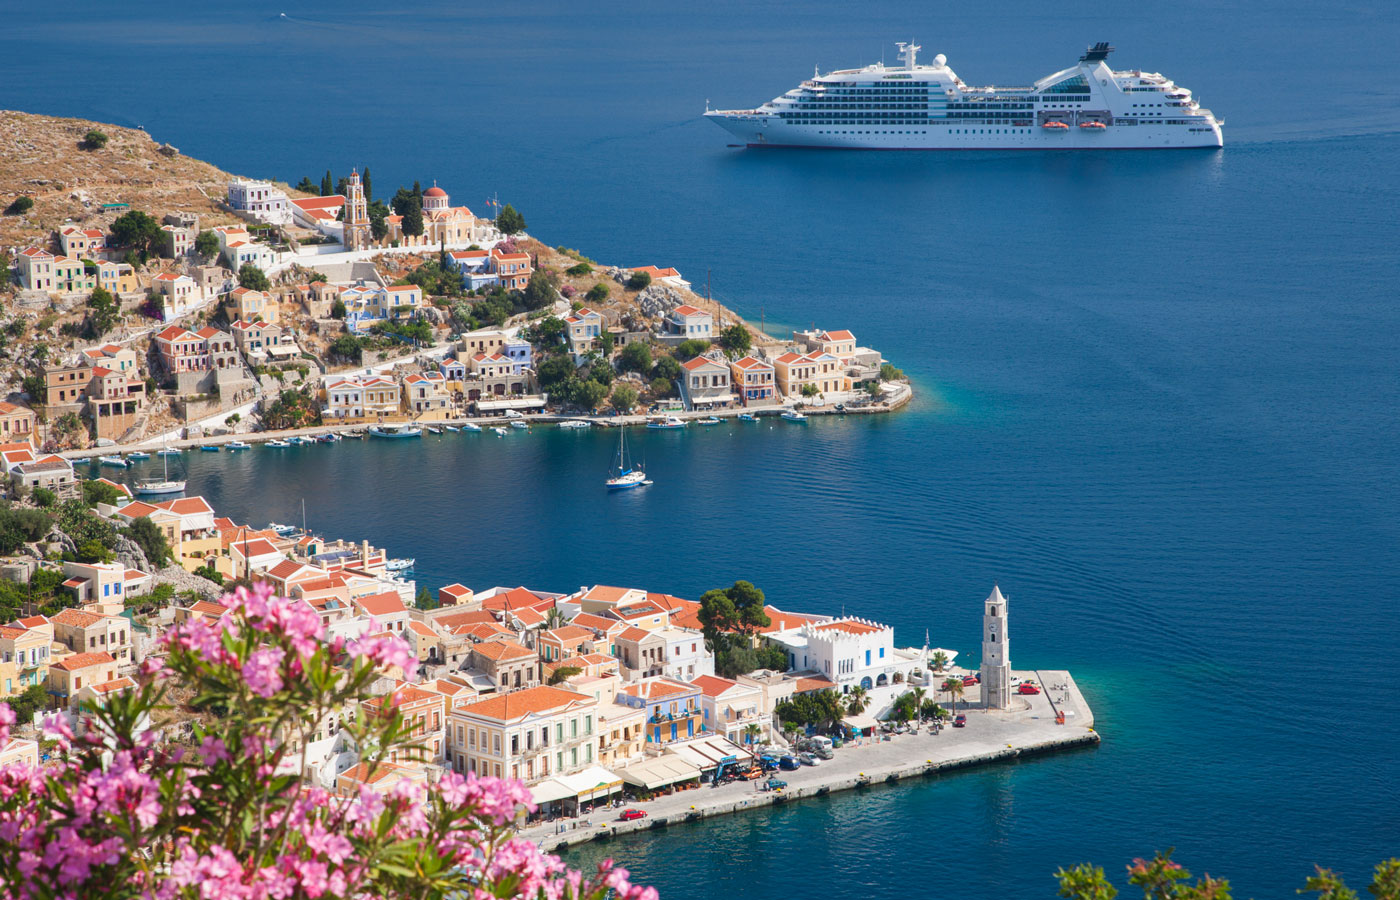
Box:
[492,427,507,437]
[646,415,685,429]
[559,420,591,429]
[386,557,415,572]
[368,425,422,439]
[226,441,251,450]
[738,413,756,422]
[463,423,483,432]
[781,410,809,423]
[510,420,529,430]
[268,523,297,537]
[442,424,460,432]
[126,451,151,460]
[605,427,650,490]
[200,445,221,452]
[265,439,292,448]
[426,426,442,435]
[157,448,181,457]
[136,444,185,495]
[697,417,722,426]
[98,455,129,468]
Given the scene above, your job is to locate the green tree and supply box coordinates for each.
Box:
[626,270,652,291]
[880,363,904,381]
[126,515,172,566]
[194,230,220,259]
[81,129,109,150]
[574,379,609,411]
[238,263,271,292]
[675,339,710,361]
[618,341,652,374]
[402,203,424,237]
[697,580,770,649]
[5,196,34,216]
[801,383,820,398]
[533,315,566,344]
[81,478,122,508]
[4,683,49,725]
[321,169,333,196]
[865,380,884,399]
[87,287,120,336]
[566,262,592,276]
[609,384,638,413]
[743,722,762,746]
[76,539,113,563]
[21,374,44,401]
[652,355,682,383]
[719,324,752,356]
[536,355,576,391]
[846,686,870,716]
[598,330,615,357]
[942,677,965,713]
[32,487,56,508]
[330,299,347,320]
[548,665,583,685]
[361,167,372,201]
[295,176,317,193]
[57,498,116,549]
[415,586,436,611]
[367,199,390,240]
[909,686,928,722]
[931,650,950,672]
[585,283,610,305]
[522,272,557,311]
[495,204,526,235]
[109,210,163,260]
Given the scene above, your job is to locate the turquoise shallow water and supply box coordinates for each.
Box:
[22,0,1400,895]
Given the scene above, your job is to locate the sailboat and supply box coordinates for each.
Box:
[605,427,650,491]
[136,437,186,495]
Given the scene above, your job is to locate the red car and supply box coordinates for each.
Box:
[961,674,980,686]
[618,809,648,821]
[953,715,967,728]
[1018,683,1041,695]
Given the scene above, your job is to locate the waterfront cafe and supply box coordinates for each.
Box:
[528,765,625,819]
[661,735,754,773]
[617,756,702,794]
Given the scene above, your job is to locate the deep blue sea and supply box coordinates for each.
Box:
[13,2,1400,896]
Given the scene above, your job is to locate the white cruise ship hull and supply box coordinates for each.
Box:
[707,113,1222,150]
[706,42,1224,152]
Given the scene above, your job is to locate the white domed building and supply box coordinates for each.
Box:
[387,182,491,248]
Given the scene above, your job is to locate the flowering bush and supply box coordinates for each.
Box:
[0,583,657,900]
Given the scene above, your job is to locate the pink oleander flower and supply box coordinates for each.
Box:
[346,632,415,673]
[243,646,286,698]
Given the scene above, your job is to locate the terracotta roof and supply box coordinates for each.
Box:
[619,678,694,700]
[52,651,116,671]
[290,195,345,211]
[189,600,230,617]
[455,685,588,722]
[541,625,593,644]
[480,587,553,613]
[691,674,741,697]
[793,675,835,693]
[682,356,723,371]
[90,676,135,695]
[364,681,440,710]
[758,606,824,634]
[423,186,448,198]
[408,621,438,639]
[511,607,547,627]
[570,612,620,633]
[616,626,651,643]
[671,304,704,317]
[818,330,856,342]
[815,619,885,636]
[582,585,636,604]
[355,591,407,618]
[51,609,104,627]
[470,639,534,662]
[435,609,497,629]
[153,496,214,517]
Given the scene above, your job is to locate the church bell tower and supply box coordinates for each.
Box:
[983,585,1011,710]
[344,168,371,251]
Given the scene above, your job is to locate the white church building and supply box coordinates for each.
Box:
[768,616,899,692]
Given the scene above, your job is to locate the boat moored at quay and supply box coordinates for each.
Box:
[705,42,1223,150]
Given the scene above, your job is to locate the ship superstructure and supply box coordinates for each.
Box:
[705,42,1222,150]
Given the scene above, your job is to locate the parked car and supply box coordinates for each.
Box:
[504,409,524,419]
[618,809,648,821]
[797,752,819,766]
[764,777,787,791]
[778,755,801,771]
[1017,683,1041,695]
[953,715,967,728]
[961,674,980,686]
[758,755,779,771]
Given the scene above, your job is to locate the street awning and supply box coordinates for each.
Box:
[528,778,574,805]
[475,397,546,411]
[618,756,701,790]
[843,713,879,733]
[663,736,752,771]
[558,765,623,802]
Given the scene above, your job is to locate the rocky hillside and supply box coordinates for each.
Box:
[0,111,287,249]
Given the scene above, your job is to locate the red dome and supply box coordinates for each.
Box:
[423,186,448,197]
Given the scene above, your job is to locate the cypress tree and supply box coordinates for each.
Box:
[321,170,333,196]
[362,167,372,202]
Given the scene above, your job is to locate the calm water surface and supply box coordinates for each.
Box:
[18,1,1400,895]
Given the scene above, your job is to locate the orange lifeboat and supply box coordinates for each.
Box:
[1042,121,1069,130]
[1079,121,1107,130]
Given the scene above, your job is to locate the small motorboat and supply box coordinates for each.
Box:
[442,424,460,432]
[426,426,442,435]
[369,425,422,439]
[646,415,685,429]
[126,451,151,461]
[781,410,809,424]
[200,445,221,452]
[386,557,415,572]
[510,420,529,430]
[98,455,128,468]
[697,417,721,426]
[268,523,297,537]
[226,441,251,450]
[265,439,292,448]
[340,430,363,439]
[462,423,483,433]
[316,433,339,444]
[135,479,185,495]
[559,420,591,429]
[738,413,756,422]
[158,448,181,457]
[492,427,507,437]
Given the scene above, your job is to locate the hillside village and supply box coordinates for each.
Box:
[0,112,907,477]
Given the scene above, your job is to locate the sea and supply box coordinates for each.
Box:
[12,2,1400,896]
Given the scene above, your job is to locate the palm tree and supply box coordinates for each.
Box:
[544,606,565,630]
[743,722,761,747]
[942,678,965,714]
[909,687,927,724]
[931,651,949,673]
[846,686,869,716]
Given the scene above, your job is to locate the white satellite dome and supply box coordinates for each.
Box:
[934,53,947,67]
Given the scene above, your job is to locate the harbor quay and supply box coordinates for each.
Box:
[530,668,1097,852]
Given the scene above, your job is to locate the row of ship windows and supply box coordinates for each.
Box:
[813,129,1034,135]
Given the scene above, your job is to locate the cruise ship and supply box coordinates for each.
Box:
[705,42,1222,150]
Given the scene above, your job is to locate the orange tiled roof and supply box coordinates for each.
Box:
[455,685,588,722]
[51,651,116,671]
[470,639,534,662]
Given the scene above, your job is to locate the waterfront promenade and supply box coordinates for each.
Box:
[527,668,1096,852]
[59,382,913,460]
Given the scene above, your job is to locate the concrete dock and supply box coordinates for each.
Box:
[525,668,1096,853]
